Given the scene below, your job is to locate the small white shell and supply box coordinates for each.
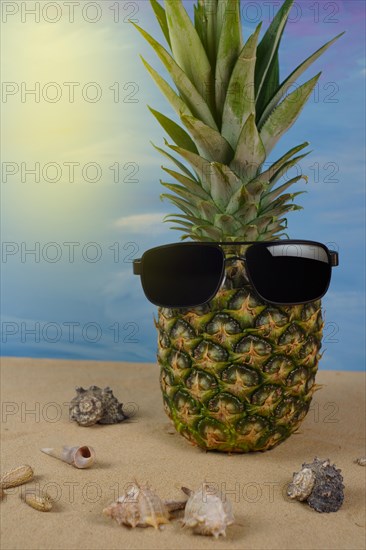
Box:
[103,482,170,529]
[41,446,95,469]
[355,457,366,466]
[287,467,315,501]
[181,484,235,538]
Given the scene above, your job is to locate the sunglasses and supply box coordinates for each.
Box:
[133,240,339,308]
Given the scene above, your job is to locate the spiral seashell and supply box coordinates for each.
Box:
[41,446,96,469]
[287,457,344,512]
[103,482,171,529]
[69,386,128,426]
[181,484,235,538]
[287,467,315,501]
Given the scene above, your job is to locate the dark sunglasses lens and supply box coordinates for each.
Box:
[246,243,331,303]
[142,245,224,307]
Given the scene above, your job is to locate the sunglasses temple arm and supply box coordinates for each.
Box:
[330,251,339,267]
[133,259,142,275]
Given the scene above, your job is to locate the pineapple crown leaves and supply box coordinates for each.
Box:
[135,0,344,241]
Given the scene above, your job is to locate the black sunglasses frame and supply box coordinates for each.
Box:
[133,240,339,308]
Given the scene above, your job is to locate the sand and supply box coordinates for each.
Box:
[0,356,365,550]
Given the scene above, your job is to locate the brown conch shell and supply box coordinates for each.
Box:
[41,446,95,469]
[69,386,128,427]
[103,482,171,529]
[181,484,235,538]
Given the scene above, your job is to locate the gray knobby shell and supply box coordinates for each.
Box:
[69,386,128,427]
[97,386,127,424]
[287,457,344,513]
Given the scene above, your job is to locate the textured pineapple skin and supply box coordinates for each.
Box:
[156,256,323,453]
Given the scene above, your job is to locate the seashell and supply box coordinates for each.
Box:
[355,457,366,466]
[286,467,315,501]
[97,386,128,425]
[0,464,34,489]
[103,482,171,529]
[41,445,95,469]
[287,457,344,513]
[69,386,104,426]
[181,484,235,538]
[23,491,52,512]
[69,385,128,426]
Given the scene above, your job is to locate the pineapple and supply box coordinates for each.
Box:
[134,0,343,452]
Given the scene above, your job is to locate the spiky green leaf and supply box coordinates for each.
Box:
[134,24,218,129]
[258,32,345,128]
[202,0,217,68]
[216,0,230,43]
[226,184,251,215]
[164,0,213,108]
[161,167,209,199]
[160,182,206,204]
[141,57,191,118]
[151,141,196,179]
[266,152,310,191]
[250,214,276,232]
[180,114,233,163]
[231,113,266,182]
[261,175,307,208]
[221,24,261,149]
[166,144,214,192]
[215,0,242,118]
[234,203,258,223]
[214,213,242,233]
[148,107,198,153]
[260,73,321,155]
[255,0,294,99]
[256,45,280,122]
[245,177,269,199]
[150,0,171,48]
[197,199,221,221]
[193,2,207,52]
[206,162,239,211]
[164,212,207,226]
[260,194,304,215]
[258,142,309,182]
[160,194,196,215]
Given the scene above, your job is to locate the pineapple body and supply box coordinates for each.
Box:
[157,254,323,452]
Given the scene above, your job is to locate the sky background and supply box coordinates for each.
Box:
[1,0,365,370]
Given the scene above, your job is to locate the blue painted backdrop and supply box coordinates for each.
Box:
[1,1,365,370]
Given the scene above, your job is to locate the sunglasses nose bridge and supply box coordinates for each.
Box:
[223,254,246,264]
